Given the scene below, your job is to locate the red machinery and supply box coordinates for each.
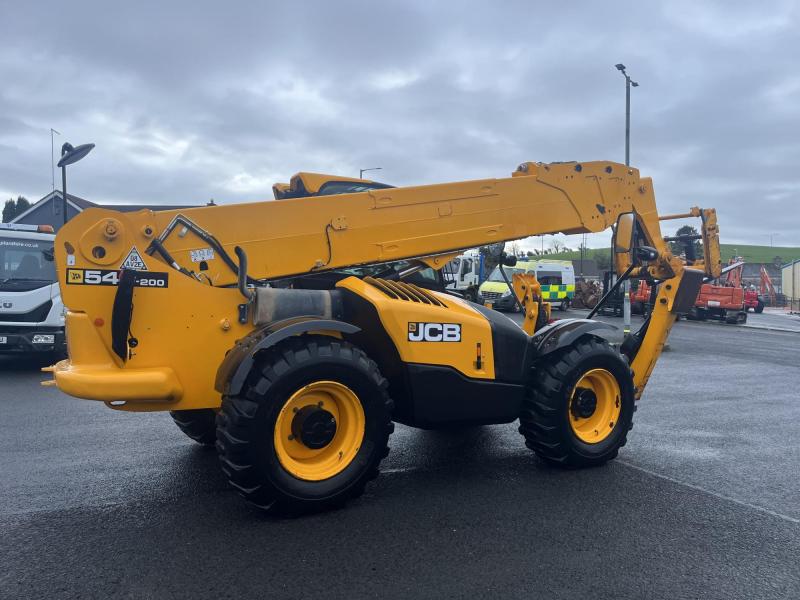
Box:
[740,264,776,313]
[759,265,777,309]
[631,280,652,315]
[687,258,748,324]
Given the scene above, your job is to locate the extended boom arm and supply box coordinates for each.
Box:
[51,160,720,410]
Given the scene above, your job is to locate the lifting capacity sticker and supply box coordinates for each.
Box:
[66,269,169,288]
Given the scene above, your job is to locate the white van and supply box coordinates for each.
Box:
[0,224,66,358]
[478,259,575,311]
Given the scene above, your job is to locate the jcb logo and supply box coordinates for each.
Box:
[408,322,461,342]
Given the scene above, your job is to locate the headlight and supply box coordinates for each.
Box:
[32,334,55,344]
[501,289,512,297]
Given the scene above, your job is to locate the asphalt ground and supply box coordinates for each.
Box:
[1,313,799,599]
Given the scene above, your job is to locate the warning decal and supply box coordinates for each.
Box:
[120,246,148,271]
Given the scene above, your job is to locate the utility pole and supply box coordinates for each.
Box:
[615,64,638,334]
[50,128,61,192]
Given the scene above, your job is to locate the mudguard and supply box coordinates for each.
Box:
[215,316,360,396]
[531,318,617,357]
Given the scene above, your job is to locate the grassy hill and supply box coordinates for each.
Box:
[543,244,800,266]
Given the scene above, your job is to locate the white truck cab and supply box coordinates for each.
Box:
[0,223,66,358]
[444,249,482,302]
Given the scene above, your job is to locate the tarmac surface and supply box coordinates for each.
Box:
[1,312,799,599]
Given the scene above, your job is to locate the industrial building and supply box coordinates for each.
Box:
[783,259,800,313]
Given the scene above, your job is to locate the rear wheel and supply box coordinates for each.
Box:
[216,336,393,514]
[755,300,764,314]
[519,337,635,468]
[170,409,217,446]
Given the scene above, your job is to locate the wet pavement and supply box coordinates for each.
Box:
[1,316,799,599]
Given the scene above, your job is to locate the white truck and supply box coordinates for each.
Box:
[443,248,483,302]
[0,223,66,359]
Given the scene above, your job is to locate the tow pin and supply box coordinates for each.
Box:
[128,337,138,359]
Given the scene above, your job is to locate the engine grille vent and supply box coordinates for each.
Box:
[0,300,53,323]
[364,277,447,307]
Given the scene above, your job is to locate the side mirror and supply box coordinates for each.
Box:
[614,213,635,253]
[634,246,659,262]
[483,242,505,261]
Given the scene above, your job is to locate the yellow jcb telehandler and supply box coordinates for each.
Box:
[47,160,721,513]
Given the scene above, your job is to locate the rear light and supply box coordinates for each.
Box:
[37,225,55,233]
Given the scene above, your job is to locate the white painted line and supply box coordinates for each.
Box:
[382,467,419,474]
[618,460,800,525]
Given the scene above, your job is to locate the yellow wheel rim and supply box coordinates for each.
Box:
[568,368,622,444]
[273,381,365,481]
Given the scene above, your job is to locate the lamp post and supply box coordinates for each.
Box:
[359,167,382,180]
[56,142,94,227]
[615,64,639,166]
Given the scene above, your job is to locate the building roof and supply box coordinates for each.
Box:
[10,190,198,224]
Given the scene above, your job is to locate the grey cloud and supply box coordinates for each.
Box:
[0,0,798,246]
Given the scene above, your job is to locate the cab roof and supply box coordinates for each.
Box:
[273,172,393,200]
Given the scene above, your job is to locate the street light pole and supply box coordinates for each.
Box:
[57,142,95,228]
[615,64,638,166]
[359,167,382,180]
[615,64,638,334]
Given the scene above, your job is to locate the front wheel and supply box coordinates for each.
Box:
[216,336,394,514]
[519,337,635,468]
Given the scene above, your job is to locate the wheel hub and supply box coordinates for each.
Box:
[291,405,337,449]
[571,388,597,419]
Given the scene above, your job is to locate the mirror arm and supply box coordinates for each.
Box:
[497,263,524,313]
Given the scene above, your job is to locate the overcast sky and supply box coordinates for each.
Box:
[1,1,798,251]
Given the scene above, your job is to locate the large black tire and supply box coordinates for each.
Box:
[170,409,217,446]
[216,336,394,514]
[519,336,635,468]
[755,300,764,314]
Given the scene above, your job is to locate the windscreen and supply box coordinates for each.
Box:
[0,237,56,291]
[487,266,524,282]
[537,270,563,286]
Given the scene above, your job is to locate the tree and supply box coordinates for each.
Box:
[668,225,703,260]
[550,239,564,254]
[592,248,612,271]
[2,196,31,222]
